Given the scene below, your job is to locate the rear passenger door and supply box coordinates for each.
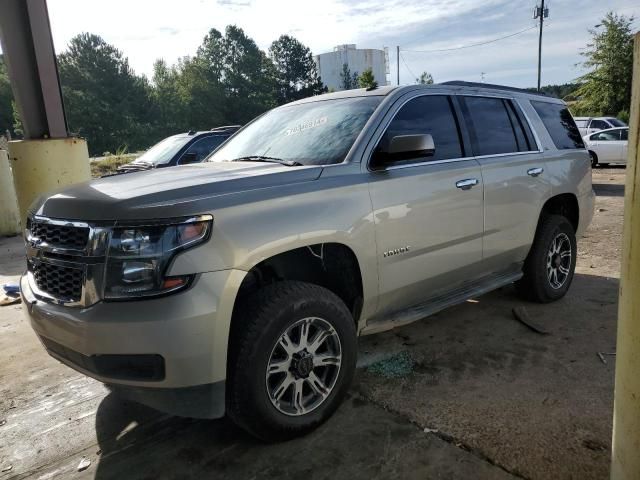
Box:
[458,95,550,272]
[367,94,484,315]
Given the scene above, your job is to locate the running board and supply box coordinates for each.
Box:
[361,270,523,335]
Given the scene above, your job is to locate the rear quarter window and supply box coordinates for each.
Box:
[531,101,585,150]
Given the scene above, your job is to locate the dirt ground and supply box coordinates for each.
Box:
[0,167,626,479]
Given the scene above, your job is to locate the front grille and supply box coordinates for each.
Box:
[31,262,84,302]
[30,221,89,250]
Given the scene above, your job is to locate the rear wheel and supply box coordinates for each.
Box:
[226,281,357,441]
[516,215,577,303]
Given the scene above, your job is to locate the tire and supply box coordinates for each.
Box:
[516,214,577,303]
[589,151,598,168]
[226,281,357,441]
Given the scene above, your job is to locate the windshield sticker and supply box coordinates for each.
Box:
[285,116,328,136]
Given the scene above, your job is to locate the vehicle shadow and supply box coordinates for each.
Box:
[91,272,619,480]
[92,387,482,480]
[593,183,624,197]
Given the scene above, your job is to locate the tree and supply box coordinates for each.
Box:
[416,71,434,85]
[150,59,187,138]
[196,26,277,124]
[357,68,378,89]
[339,63,359,90]
[58,33,154,155]
[575,12,634,117]
[0,55,14,137]
[269,35,325,104]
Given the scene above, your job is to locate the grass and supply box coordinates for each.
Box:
[90,154,138,178]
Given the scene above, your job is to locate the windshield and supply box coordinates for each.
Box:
[208,96,383,166]
[608,118,627,127]
[133,135,190,165]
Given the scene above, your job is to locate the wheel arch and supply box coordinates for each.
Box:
[232,242,365,327]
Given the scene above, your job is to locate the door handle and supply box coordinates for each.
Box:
[527,167,544,177]
[456,178,479,190]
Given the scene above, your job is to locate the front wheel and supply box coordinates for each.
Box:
[516,215,577,303]
[226,281,357,441]
[589,151,598,168]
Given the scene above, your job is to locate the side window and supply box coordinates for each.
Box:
[575,119,588,128]
[590,119,609,130]
[621,129,629,141]
[531,101,585,150]
[179,136,225,164]
[372,95,463,166]
[592,130,620,141]
[461,96,521,156]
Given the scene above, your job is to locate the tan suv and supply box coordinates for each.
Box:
[21,82,594,440]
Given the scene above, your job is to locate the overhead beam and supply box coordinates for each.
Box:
[0,0,67,139]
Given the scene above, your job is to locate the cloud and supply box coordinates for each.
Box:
[45,0,640,87]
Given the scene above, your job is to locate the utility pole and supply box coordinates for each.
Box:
[534,0,549,91]
[396,45,400,86]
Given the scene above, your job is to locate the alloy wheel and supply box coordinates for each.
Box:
[266,317,342,416]
[547,232,572,289]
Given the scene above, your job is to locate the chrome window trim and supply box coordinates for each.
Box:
[365,92,544,173]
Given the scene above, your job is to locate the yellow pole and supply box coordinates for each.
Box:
[0,149,21,236]
[612,31,640,480]
[8,137,90,226]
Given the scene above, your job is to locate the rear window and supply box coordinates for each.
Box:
[574,119,588,128]
[531,101,584,149]
[608,118,627,127]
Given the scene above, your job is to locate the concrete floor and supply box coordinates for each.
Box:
[0,168,624,479]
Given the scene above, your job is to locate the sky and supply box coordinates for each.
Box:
[39,0,640,88]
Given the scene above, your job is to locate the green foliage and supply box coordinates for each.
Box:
[0,27,326,155]
[575,12,634,116]
[416,71,434,85]
[525,83,581,100]
[0,55,15,136]
[339,63,359,90]
[58,33,155,155]
[269,35,326,104]
[357,68,378,89]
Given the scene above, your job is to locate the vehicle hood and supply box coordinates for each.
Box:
[31,161,323,221]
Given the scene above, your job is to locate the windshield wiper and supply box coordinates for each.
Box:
[229,156,302,167]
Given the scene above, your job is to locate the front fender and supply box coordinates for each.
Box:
[168,170,379,321]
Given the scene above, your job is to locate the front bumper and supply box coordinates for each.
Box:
[21,269,246,418]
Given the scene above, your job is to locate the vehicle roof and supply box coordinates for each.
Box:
[286,81,564,107]
[575,116,619,120]
[586,126,628,134]
[173,130,233,139]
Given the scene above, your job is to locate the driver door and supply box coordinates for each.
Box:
[367,94,484,316]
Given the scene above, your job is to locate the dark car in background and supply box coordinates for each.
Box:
[117,125,241,173]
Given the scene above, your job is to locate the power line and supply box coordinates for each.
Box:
[399,52,417,82]
[402,25,538,54]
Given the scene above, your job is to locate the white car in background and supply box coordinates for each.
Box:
[574,116,627,137]
[583,127,629,167]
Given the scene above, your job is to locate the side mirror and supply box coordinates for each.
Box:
[388,134,435,156]
[180,152,199,165]
[372,134,435,169]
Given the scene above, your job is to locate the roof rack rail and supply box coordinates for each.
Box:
[440,81,550,98]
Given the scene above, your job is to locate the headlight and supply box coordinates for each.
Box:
[104,215,212,299]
